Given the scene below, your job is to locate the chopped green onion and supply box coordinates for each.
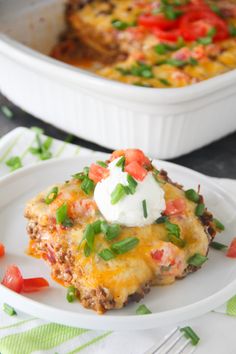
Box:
[127,175,138,194]
[210,241,227,250]
[66,286,77,303]
[210,4,221,16]
[136,304,152,315]
[81,176,95,195]
[92,220,102,234]
[168,234,186,248]
[197,37,212,45]
[98,248,116,261]
[6,156,22,171]
[213,218,225,231]
[165,221,180,237]
[155,43,168,55]
[83,224,95,250]
[111,183,127,204]
[105,224,121,241]
[163,5,182,20]
[45,187,58,205]
[56,203,73,227]
[111,19,135,30]
[159,78,170,86]
[207,27,216,38]
[185,189,200,203]
[72,172,85,180]
[83,166,89,176]
[111,237,139,255]
[155,216,168,224]
[188,57,198,66]
[166,58,186,67]
[116,156,125,170]
[3,303,16,316]
[1,105,13,119]
[229,24,236,37]
[96,161,108,168]
[187,253,208,266]
[195,203,205,216]
[84,242,91,257]
[180,326,200,346]
[142,200,148,218]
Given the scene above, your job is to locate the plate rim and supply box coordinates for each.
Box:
[0,154,235,330]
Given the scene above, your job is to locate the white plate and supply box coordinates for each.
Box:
[0,155,236,331]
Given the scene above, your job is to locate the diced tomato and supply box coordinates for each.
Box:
[125,161,148,181]
[22,277,49,293]
[110,150,125,162]
[1,265,23,293]
[227,238,236,258]
[151,249,164,261]
[152,27,182,42]
[139,13,179,30]
[164,198,186,216]
[89,164,109,183]
[124,149,151,167]
[0,243,5,257]
[180,10,229,42]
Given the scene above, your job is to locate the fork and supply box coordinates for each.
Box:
[144,326,198,354]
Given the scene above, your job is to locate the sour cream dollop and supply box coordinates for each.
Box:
[94,158,166,227]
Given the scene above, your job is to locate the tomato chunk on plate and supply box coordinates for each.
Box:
[22,277,49,293]
[125,149,151,167]
[164,198,186,216]
[89,164,109,183]
[1,265,23,293]
[125,161,148,181]
[227,238,236,258]
[0,243,5,257]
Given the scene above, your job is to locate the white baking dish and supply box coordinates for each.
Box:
[1,0,236,159]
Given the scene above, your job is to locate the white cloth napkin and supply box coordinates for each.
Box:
[0,127,235,354]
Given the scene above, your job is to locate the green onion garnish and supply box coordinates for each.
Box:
[111,19,135,30]
[1,105,13,119]
[83,224,95,250]
[142,200,148,218]
[111,237,139,255]
[213,218,225,231]
[187,253,208,266]
[45,187,58,205]
[92,220,102,234]
[166,58,186,67]
[3,303,16,316]
[98,249,116,261]
[159,78,170,86]
[136,304,152,315]
[81,176,95,195]
[84,242,91,257]
[116,156,125,170]
[155,216,168,224]
[72,172,85,180]
[56,203,73,227]
[96,161,108,168]
[168,234,186,248]
[188,57,198,66]
[185,189,200,203]
[155,43,168,55]
[180,326,200,346]
[165,221,180,237]
[6,156,23,172]
[229,24,236,36]
[210,241,227,250]
[195,203,205,216]
[111,183,127,204]
[66,286,77,303]
[197,37,212,45]
[127,175,138,194]
[105,224,121,241]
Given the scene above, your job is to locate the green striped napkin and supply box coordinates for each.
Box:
[0,127,236,354]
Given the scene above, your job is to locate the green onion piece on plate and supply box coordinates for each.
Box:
[195,203,205,216]
[165,221,180,237]
[98,249,116,261]
[45,186,58,205]
[84,242,91,257]
[56,203,68,224]
[116,156,125,170]
[155,216,168,224]
[187,253,208,266]
[210,241,227,250]
[136,304,152,315]
[127,174,138,194]
[105,224,121,241]
[111,183,127,204]
[96,161,108,168]
[81,176,95,195]
[92,220,102,234]
[83,224,95,250]
[185,189,199,203]
[66,286,77,303]
[168,234,186,248]
[142,200,148,218]
[3,303,16,316]
[111,237,139,255]
[213,218,225,231]
[180,326,200,346]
